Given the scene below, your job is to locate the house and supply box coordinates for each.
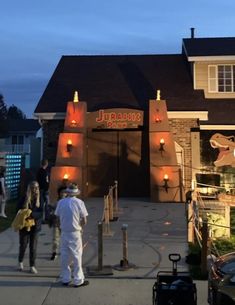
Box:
[34,32,235,198]
[0,119,41,198]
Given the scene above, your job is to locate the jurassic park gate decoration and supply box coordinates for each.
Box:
[49,92,183,203]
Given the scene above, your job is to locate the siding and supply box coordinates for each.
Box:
[194,61,235,98]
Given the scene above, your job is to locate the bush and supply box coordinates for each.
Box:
[213,237,235,255]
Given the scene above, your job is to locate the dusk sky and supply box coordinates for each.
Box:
[1,0,235,118]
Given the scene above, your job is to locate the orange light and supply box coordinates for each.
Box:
[159,138,165,153]
[164,174,169,181]
[67,139,73,152]
[73,91,79,103]
[71,119,77,126]
[163,174,169,192]
[63,174,69,180]
[155,116,161,123]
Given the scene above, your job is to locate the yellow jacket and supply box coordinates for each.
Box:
[11,209,35,232]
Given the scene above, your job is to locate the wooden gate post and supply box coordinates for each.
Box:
[201,218,209,278]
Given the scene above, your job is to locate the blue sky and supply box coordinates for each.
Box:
[1,0,235,118]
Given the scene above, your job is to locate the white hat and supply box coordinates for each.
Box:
[66,184,81,196]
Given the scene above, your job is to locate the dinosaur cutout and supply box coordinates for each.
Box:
[210,133,235,167]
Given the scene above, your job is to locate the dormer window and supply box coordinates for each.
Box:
[208,65,235,93]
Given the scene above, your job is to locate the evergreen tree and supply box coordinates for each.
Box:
[0,94,8,120]
[7,104,26,119]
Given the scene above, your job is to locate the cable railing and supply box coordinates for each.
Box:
[187,185,235,274]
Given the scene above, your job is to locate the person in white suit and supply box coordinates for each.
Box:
[55,183,89,287]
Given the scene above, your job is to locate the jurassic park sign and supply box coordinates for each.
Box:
[87,108,143,129]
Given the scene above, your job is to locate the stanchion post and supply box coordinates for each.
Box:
[103,195,114,236]
[113,224,136,271]
[108,187,114,221]
[86,221,113,276]
[98,221,103,270]
[114,180,118,213]
[103,195,109,232]
[122,224,128,267]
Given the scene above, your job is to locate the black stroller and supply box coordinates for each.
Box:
[152,253,197,305]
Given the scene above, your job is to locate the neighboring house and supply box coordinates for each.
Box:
[0,119,41,198]
[34,32,235,197]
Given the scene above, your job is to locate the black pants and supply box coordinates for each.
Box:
[40,190,49,221]
[18,227,38,267]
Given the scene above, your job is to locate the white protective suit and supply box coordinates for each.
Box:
[55,196,88,285]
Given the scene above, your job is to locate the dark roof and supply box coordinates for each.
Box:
[34,53,235,126]
[6,119,40,134]
[201,99,235,126]
[34,54,207,114]
[183,37,235,57]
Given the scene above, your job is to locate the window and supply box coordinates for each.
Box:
[208,65,235,93]
[11,135,24,145]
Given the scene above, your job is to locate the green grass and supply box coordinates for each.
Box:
[0,199,17,233]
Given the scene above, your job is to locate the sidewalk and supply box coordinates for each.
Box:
[0,198,208,305]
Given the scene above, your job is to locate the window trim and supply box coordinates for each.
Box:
[208,64,235,93]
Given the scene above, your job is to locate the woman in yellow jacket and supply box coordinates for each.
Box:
[17,181,43,274]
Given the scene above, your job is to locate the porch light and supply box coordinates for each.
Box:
[159,138,165,152]
[67,139,73,153]
[163,174,169,192]
[155,116,161,123]
[63,174,69,183]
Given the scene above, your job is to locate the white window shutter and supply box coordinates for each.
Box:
[208,65,217,92]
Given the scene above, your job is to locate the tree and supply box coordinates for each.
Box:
[7,104,26,119]
[0,94,8,120]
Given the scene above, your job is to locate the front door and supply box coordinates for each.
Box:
[87,129,149,197]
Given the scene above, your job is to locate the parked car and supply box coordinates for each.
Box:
[208,252,235,305]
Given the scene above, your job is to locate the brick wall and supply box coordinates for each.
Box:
[169,118,198,191]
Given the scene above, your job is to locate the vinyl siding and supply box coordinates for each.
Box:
[194,61,235,98]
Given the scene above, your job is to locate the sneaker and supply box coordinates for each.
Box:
[62,282,71,286]
[18,262,24,271]
[0,213,7,218]
[74,280,89,288]
[50,252,57,261]
[30,266,38,274]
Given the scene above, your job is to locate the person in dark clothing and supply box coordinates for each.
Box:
[36,159,49,222]
[17,181,43,274]
[48,184,68,260]
[0,166,7,218]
